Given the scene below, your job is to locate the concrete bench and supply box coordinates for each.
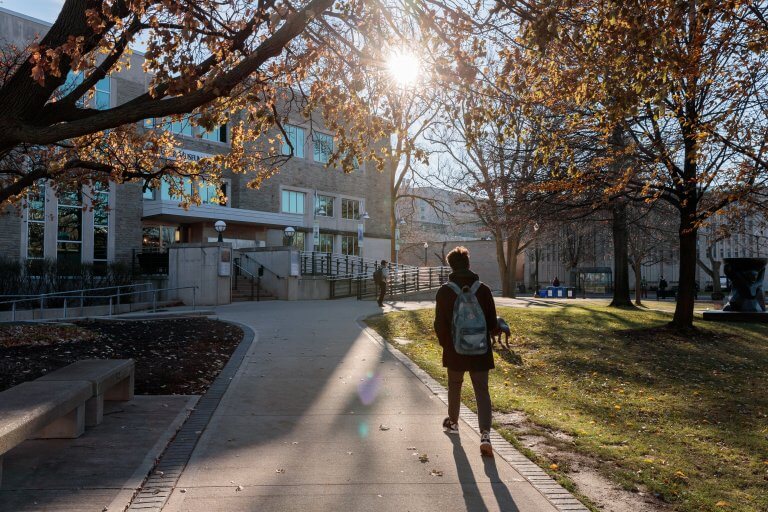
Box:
[0,380,92,483]
[38,359,135,427]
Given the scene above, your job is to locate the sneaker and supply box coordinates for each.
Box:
[442,417,459,434]
[480,431,493,457]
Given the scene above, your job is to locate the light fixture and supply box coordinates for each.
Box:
[362,211,370,220]
[284,226,296,246]
[214,220,227,242]
[398,218,406,225]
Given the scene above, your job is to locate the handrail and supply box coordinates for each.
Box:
[234,261,258,280]
[240,253,282,279]
[2,284,198,322]
[0,282,152,305]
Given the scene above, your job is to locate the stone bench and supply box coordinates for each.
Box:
[0,380,92,483]
[38,359,135,427]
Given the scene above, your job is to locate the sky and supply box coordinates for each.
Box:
[1,0,62,23]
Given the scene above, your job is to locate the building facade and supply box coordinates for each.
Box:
[0,7,391,272]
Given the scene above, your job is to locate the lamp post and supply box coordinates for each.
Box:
[395,218,406,267]
[423,241,429,266]
[284,226,296,247]
[359,212,370,259]
[214,220,227,243]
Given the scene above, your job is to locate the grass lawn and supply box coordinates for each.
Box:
[366,305,768,512]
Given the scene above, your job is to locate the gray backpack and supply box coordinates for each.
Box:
[447,281,488,355]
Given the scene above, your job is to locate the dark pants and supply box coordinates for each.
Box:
[447,369,492,432]
[377,282,387,305]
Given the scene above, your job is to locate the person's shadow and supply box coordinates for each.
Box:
[448,434,519,511]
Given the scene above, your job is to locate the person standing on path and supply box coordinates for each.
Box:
[658,276,668,300]
[375,260,389,307]
[433,246,499,457]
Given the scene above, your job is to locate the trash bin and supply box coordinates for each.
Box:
[566,287,575,298]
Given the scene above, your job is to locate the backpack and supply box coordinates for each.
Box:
[446,281,488,355]
[373,268,383,284]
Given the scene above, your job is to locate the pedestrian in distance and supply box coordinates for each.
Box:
[373,260,389,307]
[658,276,668,300]
[434,246,500,457]
[552,276,560,287]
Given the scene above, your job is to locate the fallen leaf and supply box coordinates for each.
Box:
[550,463,559,471]
[430,469,444,477]
[419,453,429,463]
[276,468,285,474]
[379,424,390,431]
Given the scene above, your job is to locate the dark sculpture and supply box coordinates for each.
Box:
[722,258,766,312]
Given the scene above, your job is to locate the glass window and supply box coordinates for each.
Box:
[160,176,194,201]
[28,222,44,259]
[281,190,305,214]
[315,194,334,217]
[341,235,359,256]
[27,181,46,259]
[93,186,109,262]
[94,77,110,110]
[282,124,305,158]
[318,233,333,253]
[93,226,108,260]
[142,226,161,249]
[313,133,333,163]
[201,125,227,143]
[291,231,306,250]
[162,226,176,247]
[341,198,360,220]
[57,242,82,269]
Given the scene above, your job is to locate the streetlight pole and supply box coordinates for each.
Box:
[395,218,406,267]
[423,241,429,266]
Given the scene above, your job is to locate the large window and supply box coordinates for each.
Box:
[142,225,177,250]
[61,72,110,109]
[57,188,83,269]
[291,231,306,250]
[282,124,305,158]
[341,198,360,220]
[93,184,109,263]
[315,194,334,217]
[341,235,359,256]
[318,233,333,253]
[281,190,306,214]
[26,182,45,259]
[146,115,228,142]
[313,133,334,164]
[200,125,228,143]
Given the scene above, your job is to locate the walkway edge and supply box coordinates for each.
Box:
[124,321,256,512]
[357,315,590,512]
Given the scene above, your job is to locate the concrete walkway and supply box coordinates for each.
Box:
[164,299,563,512]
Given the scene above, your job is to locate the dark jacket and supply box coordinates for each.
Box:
[434,269,497,372]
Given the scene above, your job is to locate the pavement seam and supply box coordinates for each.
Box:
[357,315,590,512]
[123,322,256,512]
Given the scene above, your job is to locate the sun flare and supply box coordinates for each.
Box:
[386,50,421,87]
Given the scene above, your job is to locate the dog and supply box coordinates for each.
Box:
[492,317,511,350]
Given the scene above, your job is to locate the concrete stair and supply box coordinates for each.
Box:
[231,275,277,302]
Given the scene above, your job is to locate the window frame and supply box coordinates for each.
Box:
[281,189,306,215]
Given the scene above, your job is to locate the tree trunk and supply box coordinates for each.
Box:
[672,224,698,329]
[495,235,510,297]
[632,261,642,305]
[610,201,633,307]
[389,199,397,264]
[504,234,521,298]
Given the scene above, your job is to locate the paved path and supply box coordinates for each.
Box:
[164,300,562,512]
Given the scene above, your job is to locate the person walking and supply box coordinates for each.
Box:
[658,276,668,300]
[374,260,389,307]
[434,246,499,457]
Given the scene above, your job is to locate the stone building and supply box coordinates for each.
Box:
[0,7,391,273]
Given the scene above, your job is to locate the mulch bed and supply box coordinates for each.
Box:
[0,318,243,395]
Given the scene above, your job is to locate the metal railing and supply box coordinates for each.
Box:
[325,266,450,300]
[233,261,263,301]
[0,283,197,322]
[300,251,420,279]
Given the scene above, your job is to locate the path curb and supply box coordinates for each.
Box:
[358,317,589,512]
[123,321,256,512]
